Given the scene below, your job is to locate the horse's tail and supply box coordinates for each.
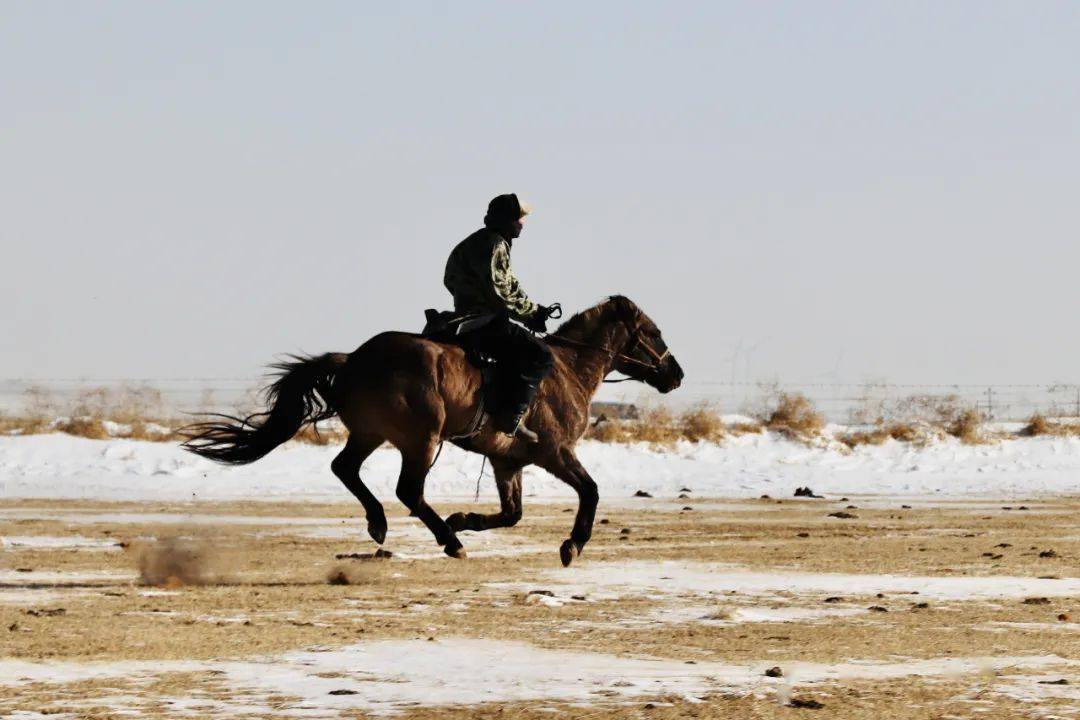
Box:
[180,353,347,465]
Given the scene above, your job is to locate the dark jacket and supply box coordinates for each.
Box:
[443,228,538,321]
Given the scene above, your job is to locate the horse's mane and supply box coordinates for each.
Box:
[553,295,637,339]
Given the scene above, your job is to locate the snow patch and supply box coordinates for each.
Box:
[1,535,122,550]
[3,433,1080,502]
[0,640,1072,716]
[527,561,1080,602]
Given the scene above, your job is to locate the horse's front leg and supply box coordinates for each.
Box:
[446,460,524,532]
[541,448,598,567]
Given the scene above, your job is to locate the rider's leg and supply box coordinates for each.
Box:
[465,317,553,440]
[496,324,554,440]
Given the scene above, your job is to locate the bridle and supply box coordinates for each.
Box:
[602,324,670,383]
[543,314,670,384]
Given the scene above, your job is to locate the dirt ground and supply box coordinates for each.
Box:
[2,494,1078,718]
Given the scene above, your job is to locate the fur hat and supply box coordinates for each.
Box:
[485,194,532,226]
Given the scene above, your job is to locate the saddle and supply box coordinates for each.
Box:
[421,309,497,368]
[421,309,497,439]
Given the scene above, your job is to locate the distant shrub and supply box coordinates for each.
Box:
[885,422,923,443]
[762,393,825,439]
[678,404,726,443]
[586,405,725,445]
[730,421,764,435]
[0,383,346,446]
[838,427,891,448]
[54,417,111,440]
[1021,413,1080,438]
[629,407,682,445]
[947,408,985,444]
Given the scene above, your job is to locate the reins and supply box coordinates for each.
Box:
[542,325,668,382]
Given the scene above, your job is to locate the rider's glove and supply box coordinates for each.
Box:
[525,306,550,334]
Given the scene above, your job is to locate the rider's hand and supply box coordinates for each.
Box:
[525,307,549,334]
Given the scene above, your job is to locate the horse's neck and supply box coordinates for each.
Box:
[556,321,625,400]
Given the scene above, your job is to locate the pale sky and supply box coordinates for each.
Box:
[3,2,1078,394]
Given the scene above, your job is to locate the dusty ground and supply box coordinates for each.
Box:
[2,494,1078,718]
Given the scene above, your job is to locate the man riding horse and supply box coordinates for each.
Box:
[182,195,684,564]
[441,193,559,443]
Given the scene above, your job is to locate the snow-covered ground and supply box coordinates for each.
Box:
[1,431,1079,502]
[1,640,1073,716]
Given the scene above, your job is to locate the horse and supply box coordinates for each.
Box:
[181,295,683,566]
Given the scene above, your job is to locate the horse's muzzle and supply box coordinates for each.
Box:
[657,356,684,393]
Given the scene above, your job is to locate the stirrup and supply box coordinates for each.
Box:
[512,422,539,444]
[494,410,539,444]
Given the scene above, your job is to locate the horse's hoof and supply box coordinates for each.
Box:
[559,539,580,567]
[367,520,387,545]
[446,512,467,532]
[444,543,468,560]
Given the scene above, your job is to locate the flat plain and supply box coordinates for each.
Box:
[2,494,1078,718]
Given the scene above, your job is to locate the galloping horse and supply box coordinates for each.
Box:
[182,296,683,565]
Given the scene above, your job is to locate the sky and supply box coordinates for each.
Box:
[2,2,1079,397]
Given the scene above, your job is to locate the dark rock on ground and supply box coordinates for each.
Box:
[335,548,393,561]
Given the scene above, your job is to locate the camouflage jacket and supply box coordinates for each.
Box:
[443,228,539,321]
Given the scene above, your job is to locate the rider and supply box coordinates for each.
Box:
[443,194,558,443]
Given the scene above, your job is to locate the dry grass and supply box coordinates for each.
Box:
[1021,413,1080,438]
[840,421,946,448]
[625,407,682,445]
[0,414,50,435]
[587,405,728,445]
[947,408,986,444]
[677,403,726,443]
[838,426,891,448]
[0,385,342,445]
[54,417,112,440]
[761,392,825,439]
[293,422,349,446]
[842,392,993,447]
[729,421,764,435]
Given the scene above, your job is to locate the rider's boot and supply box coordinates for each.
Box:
[493,377,541,444]
[493,404,539,443]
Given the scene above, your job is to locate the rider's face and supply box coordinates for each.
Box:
[508,218,523,239]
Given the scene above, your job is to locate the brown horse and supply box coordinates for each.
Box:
[182,295,683,565]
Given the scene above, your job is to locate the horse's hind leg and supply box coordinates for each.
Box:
[446,459,524,532]
[331,435,388,544]
[394,438,466,559]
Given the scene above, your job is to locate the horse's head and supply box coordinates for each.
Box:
[605,296,684,393]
